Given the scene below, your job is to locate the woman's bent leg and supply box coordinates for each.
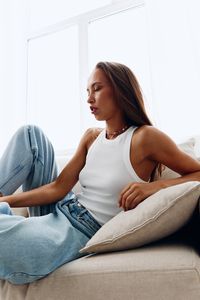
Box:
[0,125,58,216]
[0,126,90,285]
[0,203,89,285]
[21,125,59,216]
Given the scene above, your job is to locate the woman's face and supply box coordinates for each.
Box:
[87,68,121,122]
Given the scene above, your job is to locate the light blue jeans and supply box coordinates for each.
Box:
[0,125,101,285]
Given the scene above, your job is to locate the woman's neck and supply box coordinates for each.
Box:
[105,121,129,139]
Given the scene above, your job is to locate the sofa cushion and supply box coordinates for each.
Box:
[80,181,200,254]
[1,241,199,300]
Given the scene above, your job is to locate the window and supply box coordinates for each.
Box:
[27,1,146,151]
[27,26,80,150]
[87,5,154,129]
[1,0,200,156]
[29,0,111,31]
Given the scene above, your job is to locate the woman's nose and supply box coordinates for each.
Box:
[87,94,95,104]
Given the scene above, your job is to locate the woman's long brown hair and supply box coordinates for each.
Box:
[96,61,161,180]
[96,61,152,126]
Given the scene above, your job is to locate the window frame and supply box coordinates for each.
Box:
[25,0,145,146]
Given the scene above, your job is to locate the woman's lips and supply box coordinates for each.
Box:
[90,106,98,114]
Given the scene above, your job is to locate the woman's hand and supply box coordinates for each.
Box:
[119,182,160,211]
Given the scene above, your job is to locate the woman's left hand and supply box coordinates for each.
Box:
[119,182,160,211]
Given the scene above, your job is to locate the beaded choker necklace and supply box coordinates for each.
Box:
[106,125,129,140]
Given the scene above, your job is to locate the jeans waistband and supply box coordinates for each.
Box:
[58,196,101,239]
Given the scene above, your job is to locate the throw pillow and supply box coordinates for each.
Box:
[80,181,200,254]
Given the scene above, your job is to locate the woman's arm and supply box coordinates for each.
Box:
[119,126,200,211]
[0,129,92,208]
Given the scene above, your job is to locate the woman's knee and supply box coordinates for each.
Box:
[16,125,47,152]
[16,124,43,136]
[13,124,42,144]
[22,124,44,139]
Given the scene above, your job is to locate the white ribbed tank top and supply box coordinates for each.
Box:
[77,126,146,225]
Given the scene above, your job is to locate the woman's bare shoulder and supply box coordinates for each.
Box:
[85,127,104,135]
[135,125,159,135]
[83,127,104,150]
[133,125,179,159]
[132,125,169,157]
[134,125,167,143]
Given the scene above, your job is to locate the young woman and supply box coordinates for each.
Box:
[0,61,200,285]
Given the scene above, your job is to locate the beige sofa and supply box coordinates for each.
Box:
[0,137,200,300]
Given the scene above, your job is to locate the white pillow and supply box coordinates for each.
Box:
[80,181,200,254]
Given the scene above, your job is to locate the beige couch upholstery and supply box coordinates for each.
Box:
[0,219,200,300]
[0,137,200,300]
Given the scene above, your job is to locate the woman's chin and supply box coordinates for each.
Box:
[94,115,104,121]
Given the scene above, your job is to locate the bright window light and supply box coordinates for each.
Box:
[29,0,111,31]
[87,6,154,129]
[27,26,80,152]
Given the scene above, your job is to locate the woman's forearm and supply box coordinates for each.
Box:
[0,181,63,208]
[156,170,200,190]
[119,171,200,210]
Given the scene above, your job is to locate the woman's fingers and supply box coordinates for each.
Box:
[119,182,160,211]
[122,191,141,211]
[124,195,141,211]
[119,182,148,211]
[120,188,136,209]
[119,183,134,206]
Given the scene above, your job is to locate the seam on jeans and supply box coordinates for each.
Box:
[69,216,95,239]
[37,153,44,166]
[80,214,100,229]
[0,164,25,190]
[77,209,87,217]
[68,202,101,234]
[27,126,44,166]
[57,200,96,239]
[77,215,100,233]
[6,271,45,283]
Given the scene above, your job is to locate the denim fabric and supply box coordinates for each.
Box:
[0,202,13,215]
[58,197,101,239]
[0,125,101,285]
[0,125,58,216]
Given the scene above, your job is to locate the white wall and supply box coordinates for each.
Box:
[146,0,200,142]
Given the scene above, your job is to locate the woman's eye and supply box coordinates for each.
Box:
[94,85,100,91]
